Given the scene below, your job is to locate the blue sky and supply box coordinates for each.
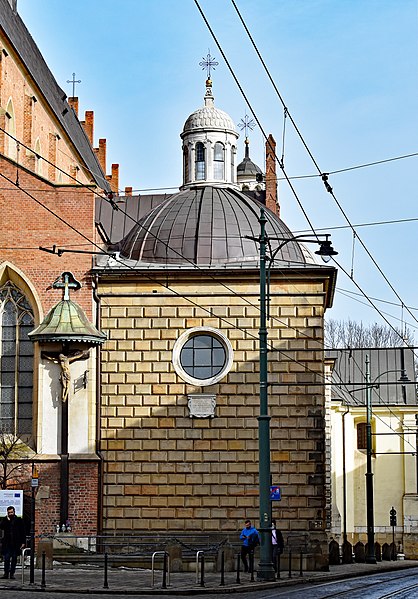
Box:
[18,0,418,334]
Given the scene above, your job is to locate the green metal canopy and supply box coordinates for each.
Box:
[29,299,106,345]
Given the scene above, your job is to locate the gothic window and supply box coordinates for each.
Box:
[213,142,224,180]
[0,282,34,435]
[195,142,205,181]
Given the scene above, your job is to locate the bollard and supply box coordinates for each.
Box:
[288,550,292,578]
[200,552,205,587]
[277,552,281,579]
[103,552,109,589]
[236,552,241,584]
[299,551,303,577]
[220,550,225,586]
[250,550,255,582]
[41,551,46,590]
[162,552,167,589]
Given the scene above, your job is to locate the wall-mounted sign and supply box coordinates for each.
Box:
[0,490,24,516]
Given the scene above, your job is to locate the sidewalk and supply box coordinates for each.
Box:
[1,559,417,594]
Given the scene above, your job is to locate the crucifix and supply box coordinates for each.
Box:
[199,50,219,80]
[66,72,81,97]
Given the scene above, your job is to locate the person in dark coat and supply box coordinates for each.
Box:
[271,519,284,571]
[0,505,26,579]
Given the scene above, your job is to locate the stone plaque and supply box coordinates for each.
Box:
[187,394,216,418]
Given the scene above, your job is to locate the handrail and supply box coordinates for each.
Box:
[21,548,31,585]
[151,551,170,588]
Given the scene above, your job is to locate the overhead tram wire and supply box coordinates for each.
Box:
[1,171,342,392]
[228,0,418,332]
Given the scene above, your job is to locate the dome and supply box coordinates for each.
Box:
[237,156,263,177]
[182,79,236,135]
[117,186,317,267]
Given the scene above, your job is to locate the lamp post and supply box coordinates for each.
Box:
[255,208,337,581]
[365,354,376,563]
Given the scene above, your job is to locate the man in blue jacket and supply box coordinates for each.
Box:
[239,519,259,572]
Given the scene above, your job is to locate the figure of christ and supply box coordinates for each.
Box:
[42,350,90,402]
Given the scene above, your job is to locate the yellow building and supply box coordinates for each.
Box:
[327,348,418,559]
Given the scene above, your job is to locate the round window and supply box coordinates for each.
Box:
[172,327,233,386]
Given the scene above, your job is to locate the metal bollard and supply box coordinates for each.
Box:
[288,550,292,578]
[103,552,109,589]
[299,551,303,577]
[41,551,46,590]
[236,552,241,584]
[220,550,225,586]
[200,552,205,587]
[162,552,167,589]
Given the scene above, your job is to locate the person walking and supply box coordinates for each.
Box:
[0,506,26,579]
[271,519,284,571]
[239,519,259,572]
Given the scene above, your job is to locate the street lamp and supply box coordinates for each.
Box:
[254,207,337,581]
[363,355,409,564]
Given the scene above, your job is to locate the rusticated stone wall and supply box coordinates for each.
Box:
[97,272,330,557]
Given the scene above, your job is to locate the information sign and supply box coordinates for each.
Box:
[0,489,24,516]
[270,485,281,501]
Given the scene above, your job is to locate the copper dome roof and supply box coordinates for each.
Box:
[117,186,317,267]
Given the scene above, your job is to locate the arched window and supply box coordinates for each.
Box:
[231,145,236,182]
[213,142,224,180]
[183,146,189,183]
[195,142,205,181]
[0,282,34,436]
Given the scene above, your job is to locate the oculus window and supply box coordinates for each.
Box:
[0,281,34,435]
[173,327,233,386]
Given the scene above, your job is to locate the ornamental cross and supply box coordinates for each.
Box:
[66,72,81,97]
[52,272,81,301]
[238,113,256,138]
[199,50,219,79]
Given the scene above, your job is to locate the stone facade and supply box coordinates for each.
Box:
[97,271,330,556]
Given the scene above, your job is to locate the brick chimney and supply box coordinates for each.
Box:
[106,164,119,193]
[265,134,279,217]
[94,138,106,174]
[125,186,133,196]
[68,97,79,117]
[82,110,94,145]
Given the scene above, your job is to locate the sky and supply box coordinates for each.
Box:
[17,0,418,336]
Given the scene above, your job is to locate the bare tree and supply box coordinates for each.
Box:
[0,428,35,490]
[325,318,414,349]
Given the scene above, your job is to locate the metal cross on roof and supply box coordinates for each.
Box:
[199,51,219,79]
[52,272,81,301]
[66,72,81,97]
[238,113,256,138]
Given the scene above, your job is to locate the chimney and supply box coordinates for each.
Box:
[265,134,279,217]
[125,186,133,196]
[106,164,119,193]
[95,138,106,174]
[68,97,79,116]
[83,110,94,145]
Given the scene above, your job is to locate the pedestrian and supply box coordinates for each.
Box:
[0,506,26,579]
[239,519,259,572]
[271,519,284,571]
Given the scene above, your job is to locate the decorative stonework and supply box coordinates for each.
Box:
[187,394,216,418]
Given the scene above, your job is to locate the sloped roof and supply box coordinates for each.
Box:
[327,347,417,406]
[0,0,110,191]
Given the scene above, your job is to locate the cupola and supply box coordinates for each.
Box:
[180,78,239,189]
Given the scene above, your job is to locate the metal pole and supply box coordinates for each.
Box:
[220,550,225,586]
[41,551,46,589]
[257,207,275,581]
[365,354,376,563]
[29,464,36,584]
[103,552,109,589]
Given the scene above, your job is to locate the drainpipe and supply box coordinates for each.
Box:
[92,275,104,535]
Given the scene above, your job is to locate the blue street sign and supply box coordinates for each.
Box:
[270,485,281,501]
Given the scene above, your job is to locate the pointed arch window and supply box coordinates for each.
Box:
[0,282,34,436]
[195,142,205,181]
[213,142,224,180]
